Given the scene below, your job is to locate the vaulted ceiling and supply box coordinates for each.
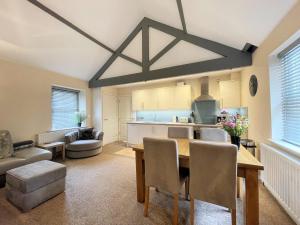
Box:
[0,0,297,81]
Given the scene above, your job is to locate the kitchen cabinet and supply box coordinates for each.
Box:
[173,85,191,110]
[127,124,140,145]
[132,85,191,111]
[131,89,157,111]
[127,123,190,145]
[143,89,157,110]
[156,87,174,110]
[127,124,168,145]
[219,80,241,108]
[132,90,145,111]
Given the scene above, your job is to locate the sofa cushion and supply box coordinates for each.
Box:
[6,160,66,193]
[0,130,14,159]
[65,131,79,144]
[14,147,52,164]
[0,157,26,175]
[66,140,101,151]
[79,128,94,140]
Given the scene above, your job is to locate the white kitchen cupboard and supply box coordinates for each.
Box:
[219,80,241,108]
[173,85,191,110]
[143,89,157,110]
[127,124,169,145]
[132,90,145,111]
[127,124,139,144]
[131,85,191,111]
[156,87,174,110]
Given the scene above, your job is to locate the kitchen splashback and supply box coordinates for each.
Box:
[136,110,192,122]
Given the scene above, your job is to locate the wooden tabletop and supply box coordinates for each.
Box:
[132,139,264,170]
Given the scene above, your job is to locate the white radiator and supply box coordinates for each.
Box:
[260,143,300,225]
[36,128,78,145]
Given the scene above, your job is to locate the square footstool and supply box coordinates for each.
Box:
[6,160,66,212]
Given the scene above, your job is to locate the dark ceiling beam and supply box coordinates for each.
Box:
[176,0,187,33]
[26,0,141,66]
[119,54,142,67]
[89,17,255,88]
[90,56,251,87]
[142,23,150,72]
[242,43,258,54]
[90,20,144,83]
[145,17,240,57]
[149,38,180,66]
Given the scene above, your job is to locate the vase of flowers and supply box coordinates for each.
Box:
[75,111,87,127]
[222,115,248,149]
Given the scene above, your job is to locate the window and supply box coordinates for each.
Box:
[52,87,79,129]
[279,38,300,146]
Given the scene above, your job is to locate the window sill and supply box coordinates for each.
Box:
[49,127,86,132]
[268,139,300,158]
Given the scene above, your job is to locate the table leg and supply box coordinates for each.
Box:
[237,177,240,198]
[245,169,259,225]
[62,145,65,161]
[135,151,145,203]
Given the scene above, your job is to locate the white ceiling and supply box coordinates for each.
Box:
[151,40,222,70]
[0,0,297,81]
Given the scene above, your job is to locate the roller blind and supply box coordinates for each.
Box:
[279,40,300,146]
[52,87,79,129]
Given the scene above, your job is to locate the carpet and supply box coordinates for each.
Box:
[113,147,135,158]
[0,143,295,225]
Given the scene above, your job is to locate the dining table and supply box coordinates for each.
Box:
[132,138,264,225]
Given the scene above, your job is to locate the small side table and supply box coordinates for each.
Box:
[37,142,65,161]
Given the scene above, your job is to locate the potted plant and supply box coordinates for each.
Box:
[75,111,87,127]
[222,115,248,149]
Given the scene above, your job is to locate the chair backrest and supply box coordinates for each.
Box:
[0,130,14,159]
[143,137,180,194]
[168,126,193,139]
[200,128,227,142]
[189,140,237,209]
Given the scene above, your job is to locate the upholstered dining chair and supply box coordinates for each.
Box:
[143,137,189,225]
[199,127,241,198]
[199,127,228,142]
[189,140,237,225]
[168,126,193,139]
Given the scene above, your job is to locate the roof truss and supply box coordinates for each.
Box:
[89,17,256,87]
[27,0,256,88]
[26,0,141,67]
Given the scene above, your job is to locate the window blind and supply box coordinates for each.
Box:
[280,40,300,146]
[52,87,79,129]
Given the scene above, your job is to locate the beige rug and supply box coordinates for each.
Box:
[0,142,296,225]
[114,147,135,158]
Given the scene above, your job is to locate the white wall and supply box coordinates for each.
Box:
[240,1,300,146]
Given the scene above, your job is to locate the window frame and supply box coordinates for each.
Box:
[51,86,80,130]
[277,38,300,147]
[269,31,300,157]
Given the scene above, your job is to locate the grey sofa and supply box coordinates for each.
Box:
[0,130,52,187]
[65,130,104,159]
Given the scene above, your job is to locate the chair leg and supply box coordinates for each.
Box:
[231,208,236,225]
[185,177,190,200]
[173,193,179,225]
[144,186,150,217]
[190,197,194,225]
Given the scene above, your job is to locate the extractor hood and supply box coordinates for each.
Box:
[195,76,215,101]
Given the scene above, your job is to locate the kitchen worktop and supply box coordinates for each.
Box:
[127,121,220,127]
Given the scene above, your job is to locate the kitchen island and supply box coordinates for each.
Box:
[127,121,220,145]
